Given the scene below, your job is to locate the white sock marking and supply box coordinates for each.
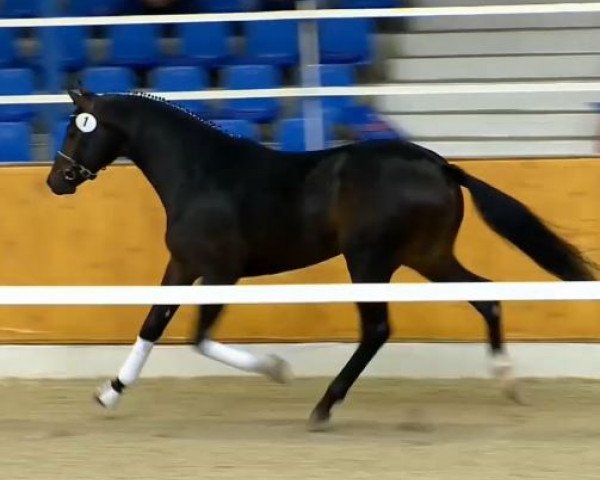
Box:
[117,337,154,386]
[197,339,266,373]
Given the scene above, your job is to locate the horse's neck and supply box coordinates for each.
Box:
[126,124,197,220]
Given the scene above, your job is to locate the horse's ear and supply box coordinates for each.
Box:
[74,78,94,97]
[67,88,94,112]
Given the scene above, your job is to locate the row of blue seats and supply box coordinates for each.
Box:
[0,0,398,17]
[0,113,400,162]
[0,64,358,124]
[0,19,374,70]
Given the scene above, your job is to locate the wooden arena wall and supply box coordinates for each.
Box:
[0,159,599,345]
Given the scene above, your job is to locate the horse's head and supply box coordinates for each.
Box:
[47,89,126,195]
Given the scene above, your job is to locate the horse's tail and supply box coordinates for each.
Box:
[445,164,597,281]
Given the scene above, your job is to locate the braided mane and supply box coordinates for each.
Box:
[123,91,241,139]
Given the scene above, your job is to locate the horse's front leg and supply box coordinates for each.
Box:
[95,258,195,409]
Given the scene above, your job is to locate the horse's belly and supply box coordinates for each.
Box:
[243,235,339,277]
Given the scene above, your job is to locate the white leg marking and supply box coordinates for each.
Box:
[118,336,154,385]
[490,351,524,404]
[490,351,512,379]
[95,337,154,410]
[197,339,265,372]
[197,339,292,383]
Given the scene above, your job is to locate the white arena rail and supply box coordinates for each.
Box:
[1,3,600,27]
[2,81,600,105]
[0,282,597,305]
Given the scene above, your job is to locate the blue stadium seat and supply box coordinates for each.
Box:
[0,122,32,162]
[0,68,35,122]
[106,24,161,69]
[0,0,41,17]
[81,66,137,93]
[0,29,17,67]
[196,0,256,12]
[222,64,281,123]
[213,119,259,141]
[151,66,210,115]
[177,22,233,68]
[66,0,126,16]
[338,0,398,6]
[277,117,334,152]
[318,18,375,65]
[244,20,299,67]
[318,64,356,122]
[43,26,90,72]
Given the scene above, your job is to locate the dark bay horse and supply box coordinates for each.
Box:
[47,89,596,430]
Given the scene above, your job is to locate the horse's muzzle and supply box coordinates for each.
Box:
[46,174,76,195]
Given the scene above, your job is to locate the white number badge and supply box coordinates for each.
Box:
[75,113,98,133]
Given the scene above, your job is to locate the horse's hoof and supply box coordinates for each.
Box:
[490,353,527,404]
[264,355,293,384]
[307,409,332,432]
[504,381,528,406]
[94,381,121,410]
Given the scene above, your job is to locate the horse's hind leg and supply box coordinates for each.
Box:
[193,273,291,384]
[309,246,395,430]
[95,258,195,409]
[417,255,522,403]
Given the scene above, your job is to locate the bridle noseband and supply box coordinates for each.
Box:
[57,150,98,181]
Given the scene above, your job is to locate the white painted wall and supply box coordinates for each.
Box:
[2,343,600,379]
